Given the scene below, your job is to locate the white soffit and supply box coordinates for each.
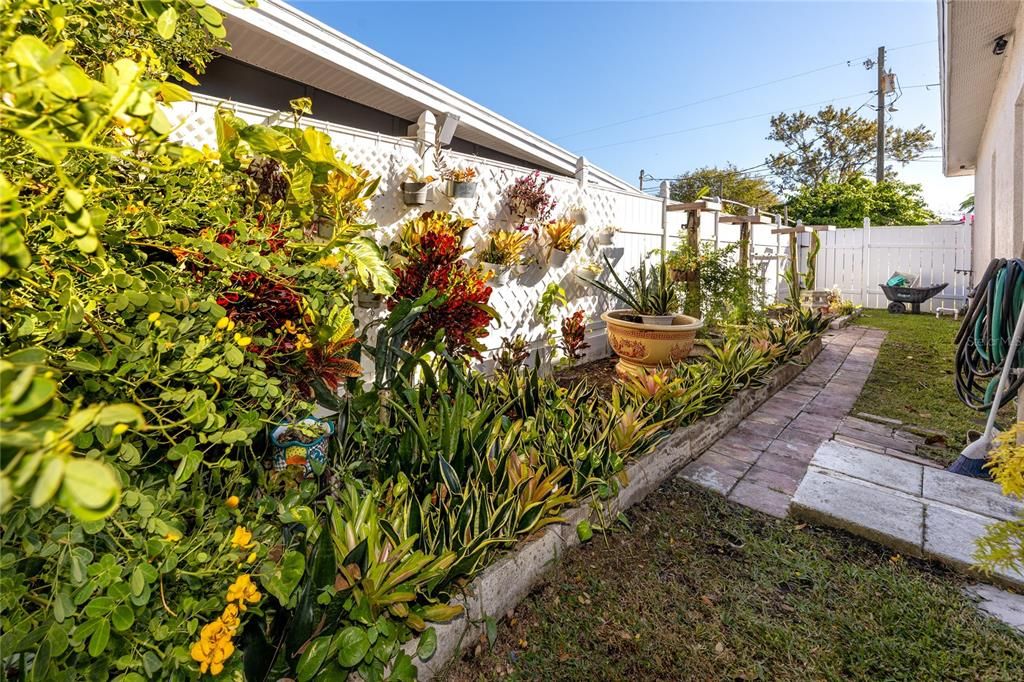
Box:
[939,0,1021,176]
[209,0,639,193]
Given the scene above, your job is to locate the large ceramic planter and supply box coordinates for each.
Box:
[271,417,335,476]
[601,309,703,376]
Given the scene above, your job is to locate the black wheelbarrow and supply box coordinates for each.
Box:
[879,282,948,314]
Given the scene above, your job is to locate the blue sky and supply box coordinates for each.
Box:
[294,1,972,217]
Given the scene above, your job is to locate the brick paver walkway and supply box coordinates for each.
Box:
[680,325,887,517]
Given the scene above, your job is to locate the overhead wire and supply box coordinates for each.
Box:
[552,41,937,141]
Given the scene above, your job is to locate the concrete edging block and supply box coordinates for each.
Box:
[407,336,824,679]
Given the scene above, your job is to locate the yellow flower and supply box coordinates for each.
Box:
[219,603,241,633]
[294,333,312,351]
[225,495,239,509]
[230,526,255,550]
[112,424,129,436]
[233,333,252,347]
[190,618,235,675]
[225,574,261,610]
[246,551,257,564]
[216,317,229,330]
[164,531,182,542]
[147,311,161,323]
[317,254,340,268]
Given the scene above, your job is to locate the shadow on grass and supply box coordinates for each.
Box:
[445,481,1024,681]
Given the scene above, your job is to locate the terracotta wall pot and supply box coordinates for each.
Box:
[601,309,703,376]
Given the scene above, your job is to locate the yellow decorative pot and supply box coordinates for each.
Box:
[601,309,703,376]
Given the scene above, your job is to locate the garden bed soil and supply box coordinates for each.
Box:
[554,357,619,397]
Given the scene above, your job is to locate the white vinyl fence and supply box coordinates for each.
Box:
[808,223,973,312]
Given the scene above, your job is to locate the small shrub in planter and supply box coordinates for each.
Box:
[543,218,582,268]
[271,417,335,476]
[443,166,479,198]
[505,170,556,226]
[569,204,589,225]
[595,224,618,245]
[478,229,532,285]
[402,165,435,205]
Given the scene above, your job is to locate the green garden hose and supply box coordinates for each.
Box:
[954,258,1024,410]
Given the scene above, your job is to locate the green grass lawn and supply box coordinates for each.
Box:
[445,482,1024,681]
[852,310,994,465]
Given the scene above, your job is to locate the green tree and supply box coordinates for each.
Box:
[670,164,779,214]
[767,105,934,190]
[785,175,937,227]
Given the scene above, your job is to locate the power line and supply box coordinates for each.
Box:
[553,41,937,141]
[554,60,859,141]
[579,90,872,153]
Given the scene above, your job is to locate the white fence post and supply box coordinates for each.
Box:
[660,180,670,253]
[861,216,871,305]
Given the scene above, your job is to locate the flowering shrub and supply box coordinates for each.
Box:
[0,2,390,678]
[390,215,496,357]
[504,170,556,226]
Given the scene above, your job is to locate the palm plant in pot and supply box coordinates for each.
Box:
[581,253,703,375]
[478,229,531,285]
[544,218,583,268]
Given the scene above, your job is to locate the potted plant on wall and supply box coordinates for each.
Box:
[504,170,556,227]
[443,166,479,199]
[478,229,531,285]
[569,204,589,226]
[543,218,583,268]
[581,254,703,376]
[401,166,434,206]
[595,224,618,246]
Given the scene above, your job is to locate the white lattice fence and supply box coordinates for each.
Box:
[165,96,665,365]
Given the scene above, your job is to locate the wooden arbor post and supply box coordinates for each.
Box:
[770,222,836,308]
[666,199,722,319]
[720,209,772,322]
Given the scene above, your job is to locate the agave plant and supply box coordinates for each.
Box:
[581,253,679,317]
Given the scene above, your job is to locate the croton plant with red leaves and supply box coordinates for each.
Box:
[389,213,496,358]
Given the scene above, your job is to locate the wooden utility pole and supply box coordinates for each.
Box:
[875,45,886,183]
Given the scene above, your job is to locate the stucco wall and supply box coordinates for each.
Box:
[973,5,1024,273]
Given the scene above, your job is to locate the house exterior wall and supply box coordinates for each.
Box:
[972,6,1024,274]
[193,56,550,173]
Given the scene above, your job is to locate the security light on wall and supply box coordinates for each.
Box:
[436,113,460,146]
[993,33,1011,56]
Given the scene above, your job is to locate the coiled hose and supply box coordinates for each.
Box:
[954,258,1024,410]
